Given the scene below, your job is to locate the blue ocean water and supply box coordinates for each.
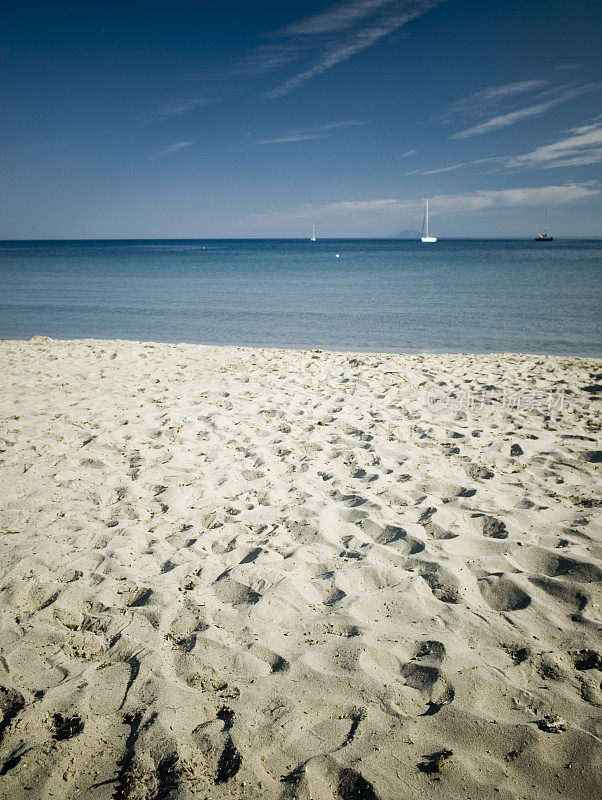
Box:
[1,239,601,356]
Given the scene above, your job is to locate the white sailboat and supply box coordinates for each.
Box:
[421,198,437,243]
[535,210,553,241]
[310,223,317,242]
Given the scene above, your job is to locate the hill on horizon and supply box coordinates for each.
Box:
[396,229,421,239]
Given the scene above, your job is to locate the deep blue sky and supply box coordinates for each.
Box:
[1,0,601,237]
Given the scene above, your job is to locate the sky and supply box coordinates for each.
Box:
[1,0,601,238]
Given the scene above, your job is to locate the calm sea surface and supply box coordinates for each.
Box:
[1,239,601,356]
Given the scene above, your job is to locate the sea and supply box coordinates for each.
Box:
[1,239,601,357]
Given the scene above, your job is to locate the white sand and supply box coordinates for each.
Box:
[0,336,600,800]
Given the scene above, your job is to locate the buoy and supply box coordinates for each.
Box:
[335,253,340,258]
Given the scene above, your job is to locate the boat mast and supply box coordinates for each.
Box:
[544,210,549,237]
[425,198,429,237]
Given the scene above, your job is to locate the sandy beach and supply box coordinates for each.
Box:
[0,336,600,800]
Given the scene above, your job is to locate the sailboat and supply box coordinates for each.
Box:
[310,223,317,242]
[421,198,437,242]
[535,210,553,241]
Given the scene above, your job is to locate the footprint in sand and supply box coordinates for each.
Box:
[513,546,602,582]
[480,515,508,539]
[407,559,461,604]
[400,640,455,715]
[478,573,531,611]
[358,520,425,555]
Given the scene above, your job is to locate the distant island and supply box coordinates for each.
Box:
[395,228,421,239]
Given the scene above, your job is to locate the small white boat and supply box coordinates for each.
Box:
[310,223,317,242]
[535,210,553,241]
[421,198,437,243]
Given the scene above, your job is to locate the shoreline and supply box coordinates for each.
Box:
[3,334,602,361]
[0,336,600,799]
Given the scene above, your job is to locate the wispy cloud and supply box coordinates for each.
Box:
[255,132,327,145]
[281,0,398,35]
[407,118,602,175]
[257,183,599,221]
[149,141,194,160]
[254,120,362,145]
[397,149,417,158]
[195,1,443,103]
[507,119,602,169]
[151,98,208,121]
[405,157,500,175]
[211,43,304,83]
[422,184,599,212]
[555,63,583,72]
[452,84,600,139]
[441,79,548,122]
[265,0,445,99]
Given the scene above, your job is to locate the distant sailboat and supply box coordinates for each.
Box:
[421,198,437,243]
[310,223,317,242]
[535,210,553,241]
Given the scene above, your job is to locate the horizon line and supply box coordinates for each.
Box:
[1,236,601,243]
